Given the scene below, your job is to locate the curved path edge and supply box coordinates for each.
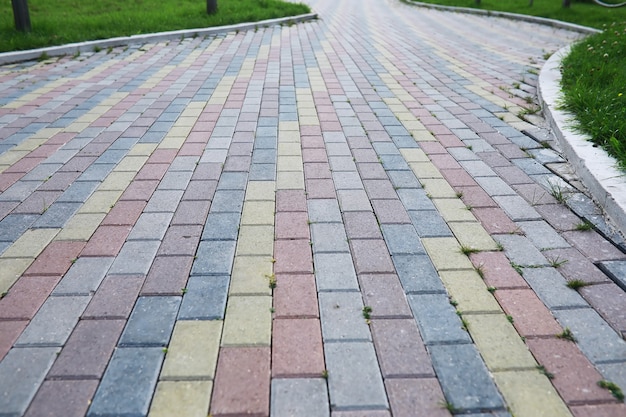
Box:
[0,12,318,66]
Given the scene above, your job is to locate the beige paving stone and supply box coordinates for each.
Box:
[411,130,437,142]
[400,148,429,163]
[279,121,300,131]
[80,190,123,214]
[494,370,572,417]
[222,295,272,346]
[1,229,59,259]
[439,270,502,314]
[99,171,136,191]
[465,314,537,371]
[229,256,273,296]
[277,156,304,172]
[161,320,222,379]
[127,143,158,156]
[276,171,305,190]
[235,226,274,256]
[0,258,34,293]
[148,381,212,417]
[56,213,106,241]
[115,156,149,172]
[241,201,275,226]
[159,136,186,149]
[409,162,443,179]
[299,116,320,126]
[448,221,499,252]
[432,198,476,222]
[422,237,474,271]
[420,178,457,198]
[245,181,276,201]
[278,143,303,157]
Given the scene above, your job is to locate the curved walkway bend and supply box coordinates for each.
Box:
[0,0,625,416]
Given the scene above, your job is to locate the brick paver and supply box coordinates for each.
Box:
[1,0,625,415]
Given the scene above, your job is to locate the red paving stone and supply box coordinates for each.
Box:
[350,239,396,274]
[440,169,477,187]
[470,251,529,289]
[0,276,62,320]
[513,183,559,206]
[363,180,398,200]
[272,318,325,377]
[274,239,314,274]
[141,255,194,295]
[303,162,332,179]
[492,165,533,185]
[371,199,412,224]
[385,378,451,417]
[543,248,610,284]
[370,319,434,378]
[343,211,383,239]
[0,320,28,361]
[118,179,159,202]
[332,411,391,417]
[211,347,271,417]
[101,200,146,226]
[275,212,310,240]
[571,404,626,417]
[563,231,626,262]
[580,283,626,338]
[275,189,308,212]
[81,225,132,257]
[24,380,99,417]
[357,163,389,180]
[305,178,337,199]
[495,289,564,337]
[24,241,86,277]
[534,203,581,231]
[171,200,211,225]
[455,186,497,208]
[82,275,144,319]
[156,225,203,256]
[273,274,319,319]
[359,274,412,318]
[472,207,519,234]
[48,319,125,379]
[182,180,218,201]
[526,337,618,404]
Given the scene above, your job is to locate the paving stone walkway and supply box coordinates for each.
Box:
[1,0,626,416]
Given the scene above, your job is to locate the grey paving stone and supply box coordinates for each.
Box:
[0,214,38,241]
[494,234,549,267]
[118,296,180,347]
[53,257,114,295]
[80,163,116,182]
[553,308,626,364]
[0,347,60,417]
[210,190,245,213]
[379,155,410,171]
[326,142,351,156]
[191,240,236,275]
[596,361,626,397]
[249,163,276,181]
[87,347,164,417]
[56,181,100,203]
[201,212,241,241]
[310,223,349,253]
[597,260,626,291]
[372,142,401,155]
[0,180,41,202]
[108,240,161,275]
[332,171,363,190]
[448,147,480,161]
[463,139,495,153]
[492,195,541,221]
[381,224,425,255]
[474,177,516,196]
[325,342,388,409]
[522,267,588,309]
[16,296,91,347]
[178,275,229,320]
[270,378,330,417]
[407,293,471,345]
[168,156,200,172]
[429,344,505,413]
[512,158,551,175]
[387,170,420,189]
[314,252,359,291]
[318,292,371,342]
[328,156,357,172]
[566,193,601,217]
[143,190,184,213]
[337,189,373,212]
[307,199,343,223]
[392,135,419,149]
[458,160,496,177]
[517,220,570,250]
[217,172,248,190]
[126,212,172,241]
[96,149,128,164]
[33,202,82,228]
[408,210,453,238]
[393,254,446,294]
[527,148,565,164]
[158,170,194,190]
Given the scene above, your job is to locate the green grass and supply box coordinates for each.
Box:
[0,0,310,52]
[408,0,626,29]
[560,23,626,170]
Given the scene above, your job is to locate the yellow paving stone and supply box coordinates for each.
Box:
[176,116,198,127]
[279,121,300,131]
[0,258,35,294]
[448,221,499,252]
[127,143,158,156]
[400,148,429,163]
[422,237,474,271]
[1,228,59,259]
[158,136,186,149]
[465,314,537,371]
[432,198,476,222]
[278,131,301,143]
[410,130,437,142]
[298,107,318,117]
[420,178,458,199]
[494,370,572,417]
[241,201,275,226]
[277,143,302,157]
[439,270,502,314]
[235,226,274,256]
[14,138,47,152]
[160,320,222,379]
[276,171,304,190]
[168,126,193,137]
[0,150,29,167]
[402,120,426,131]
[221,295,272,346]
[409,162,443,179]
[148,381,212,417]
[229,256,273,296]
[79,190,123,214]
[99,171,136,191]
[395,112,416,122]
[245,181,276,201]
[299,116,320,126]
[63,121,91,133]
[55,213,106,241]
[277,156,304,172]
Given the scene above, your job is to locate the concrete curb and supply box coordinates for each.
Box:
[538,46,626,235]
[0,12,318,66]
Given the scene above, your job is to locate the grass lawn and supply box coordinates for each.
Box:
[0,0,310,52]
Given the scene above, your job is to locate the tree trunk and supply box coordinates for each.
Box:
[12,0,31,32]
[207,0,217,14]
[562,0,571,7]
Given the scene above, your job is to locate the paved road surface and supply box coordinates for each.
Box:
[1,0,626,416]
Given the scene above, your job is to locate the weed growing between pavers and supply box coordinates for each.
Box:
[598,380,625,401]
